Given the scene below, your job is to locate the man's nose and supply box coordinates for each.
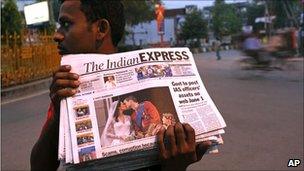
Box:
[53,31,64,43]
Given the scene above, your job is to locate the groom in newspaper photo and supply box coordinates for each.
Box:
[123,95,163,139]
[30,0,211,170]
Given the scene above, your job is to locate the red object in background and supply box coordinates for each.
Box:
[155,4,165,34]
[290,29,297,49]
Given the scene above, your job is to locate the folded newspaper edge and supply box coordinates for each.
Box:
[58,47,227,169]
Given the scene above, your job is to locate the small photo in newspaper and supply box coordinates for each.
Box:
[77,132,95,147]
[75,119,93,133]
[104,75,117,89]
[94,87,179,148]
[74,105,90,119]
[135,64,173,80]
[78,146,96,162]
[170,64,195,76]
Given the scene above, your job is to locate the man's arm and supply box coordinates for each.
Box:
[31,104,60,171]
[31,65,79,171]
[144,101,161,124]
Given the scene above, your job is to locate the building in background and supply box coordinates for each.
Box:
[124,6,191,47]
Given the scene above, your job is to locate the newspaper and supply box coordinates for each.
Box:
[58,47,226,167]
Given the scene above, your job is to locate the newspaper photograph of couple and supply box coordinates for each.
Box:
[94,87,178,148]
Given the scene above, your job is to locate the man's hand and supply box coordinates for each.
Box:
[49,65,80,117]
[157,123,211,171]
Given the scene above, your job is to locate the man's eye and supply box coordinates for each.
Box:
[63,22,70,28]
[60,21,71,29]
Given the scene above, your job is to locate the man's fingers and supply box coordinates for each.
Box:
[157,127,169,160]
[55,88,78,98]
[183,123,195,146]
[49,75,79,100]
[53,72,79,81]
[58,65,72,72]
[196,141,212,161]
[52,65,78,89]
[53,79,80,89]
[174,122,187,149]
[52,65,72,77]
[49,79,80,100]
[50,69,80,98]
[166,125,178,157]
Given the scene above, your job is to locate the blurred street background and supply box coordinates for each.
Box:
[1,0,303,170]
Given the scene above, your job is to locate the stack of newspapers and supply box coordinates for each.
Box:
[58,48,226,170]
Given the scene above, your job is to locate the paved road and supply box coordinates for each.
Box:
[190,50,303,170]
[1,92,49,170]
[1,50,303,170]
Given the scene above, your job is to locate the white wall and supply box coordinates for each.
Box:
[125,18,176,46]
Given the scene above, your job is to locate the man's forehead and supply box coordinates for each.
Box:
[59,0,82,19]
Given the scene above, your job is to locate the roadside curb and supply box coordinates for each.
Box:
[191,45,239,54]
[1,77,51,104]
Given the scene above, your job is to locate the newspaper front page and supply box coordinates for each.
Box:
[59,47,226,165]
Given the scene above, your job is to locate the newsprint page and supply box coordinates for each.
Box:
[58,47,226,170]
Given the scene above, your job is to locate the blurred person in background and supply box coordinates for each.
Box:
[243,32,263,64]
[213,37,222,60]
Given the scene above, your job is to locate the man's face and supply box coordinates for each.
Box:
[108,76,113,81]
[123,100,131,109]
[54,0,98,55]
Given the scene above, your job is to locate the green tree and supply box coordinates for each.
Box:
[246,0,301,31]
[1,0,23,35]
[179,9,207,48]
[51,0,60,22]
[212,0,242,38]
[123,0,155,26]
[246,3,265,32]
[268,0,301,29]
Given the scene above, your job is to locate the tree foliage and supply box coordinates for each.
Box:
[179,9,207,47]
[246,3,265,32]
[1,0,23,35]
[51,0,60,23]
[268,0,301,28]
[246,0,301,30]
[122,0,155,26]
[212,0,242,37]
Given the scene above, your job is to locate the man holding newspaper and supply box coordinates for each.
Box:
[30,0,211,171]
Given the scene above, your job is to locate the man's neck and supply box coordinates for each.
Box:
[100,45,117,54]
[98,33,117,54]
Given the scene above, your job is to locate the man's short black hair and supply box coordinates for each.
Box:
[124,96,138,103]
[60,0,125,46]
